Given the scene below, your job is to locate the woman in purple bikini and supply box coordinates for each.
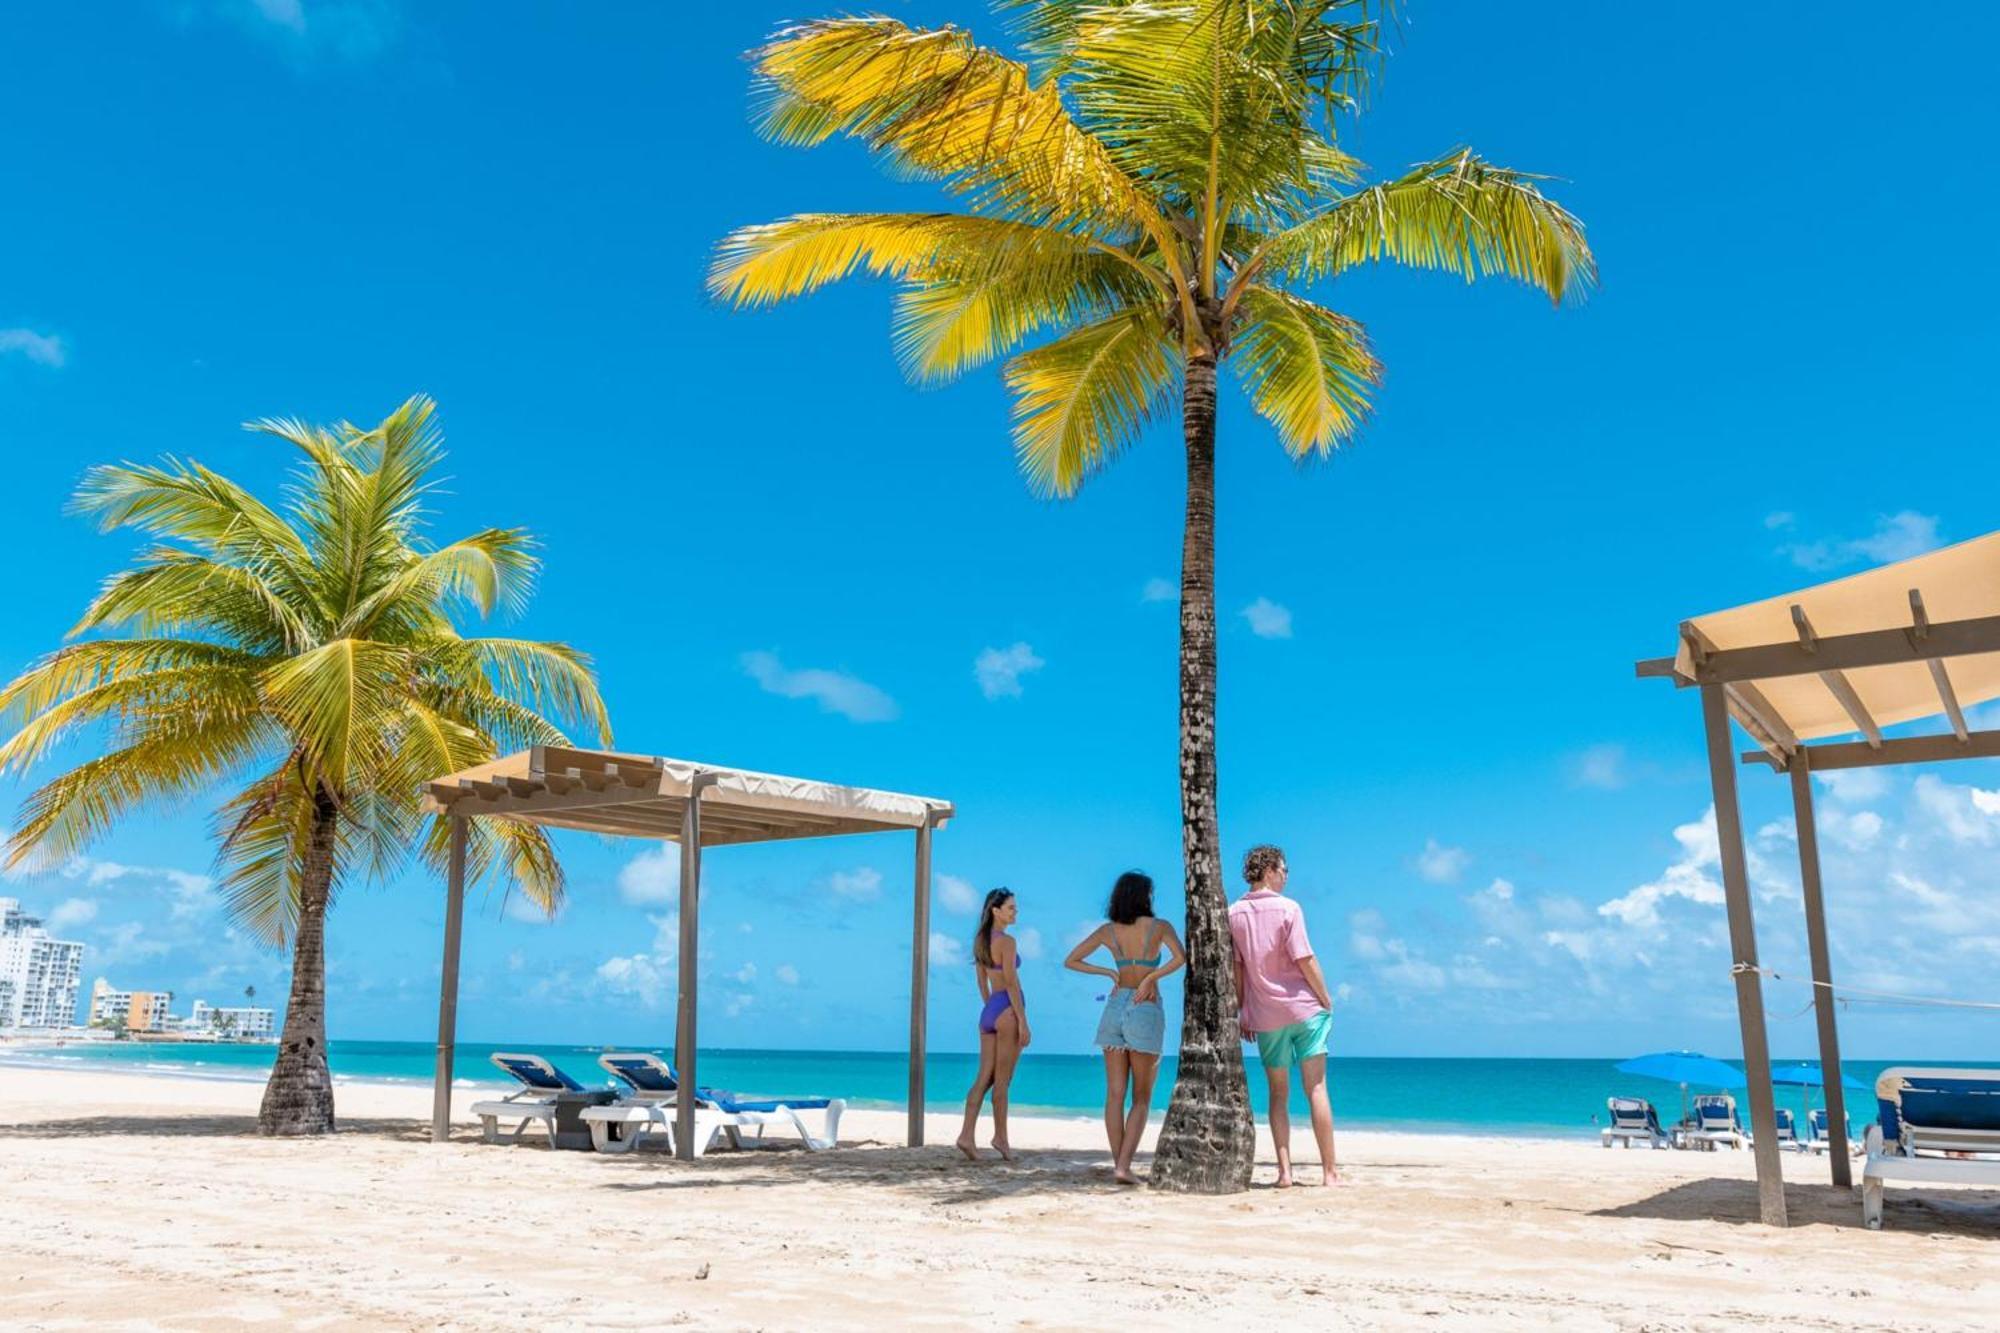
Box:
[956,887,1030,1161]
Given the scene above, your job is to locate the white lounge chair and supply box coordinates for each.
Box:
[579,1052,845,1157]
[1601,1097,1671,1149]
[469,1052,595,1146]
[1683,1094,1746,1150]
[1769,1106,1801,1151]
[1862,1066,2000,1229]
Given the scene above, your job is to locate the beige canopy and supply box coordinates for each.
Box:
[1665,530,2000,747]
[421,745,952,1159]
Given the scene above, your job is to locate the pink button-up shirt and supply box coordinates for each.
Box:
[1227,889,1323,1034]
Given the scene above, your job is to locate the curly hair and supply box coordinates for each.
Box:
[1242,844,1286,886]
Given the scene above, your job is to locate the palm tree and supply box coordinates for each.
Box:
[0,397,609,1135]
[709,1,1592,1191]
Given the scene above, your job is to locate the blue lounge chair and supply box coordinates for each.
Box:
[1685,1094,1745,1149]
[1601,1097,1670,1149]
[1769,1106,1800,1150]
[1807,1107,1855,1156]
[579,1051,845,1156]
[469,1051,591,1146]
[1862,1066,2000,1229]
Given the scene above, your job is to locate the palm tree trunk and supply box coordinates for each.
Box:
[1150,351,1256,1193]
[258,786,338,1135]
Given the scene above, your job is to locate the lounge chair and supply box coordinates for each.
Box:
[1806,1108,1856,1156]
[1862,1066,2000,1229]
[1769,1106,1800,1151]
[578,1051,845,1156]
[1683,1094,1746,1150]
[469,1051,600,1146]
[1601,1097,1671,1149]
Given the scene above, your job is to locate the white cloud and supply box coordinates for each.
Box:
[1817,769,1888,804]
[65,858,216,919]
[937,874,978,914]
[617,846,679,905]
[741,650,898,723]
[1415,839,1470,884]
[0,328,65,368]
[1015,927,1043,961]
[1569,743,1629,791]
[1141,577,1176,603]
[829,866,883,900]
[93,921,171,967]
[974,642,1044,700]
[595,954,671,1007]
[1912,774,2000,845]
[731,962,757,984]
[775,963,800,986]
[1764,511,1795,531]
[1241,597,1293,639]
[186,0,402,63]
[503,893,559,925]
[724,992,754,1018]
[251,0,307,31]
[46,898,97,933]
[928,931,963,966]
[1780,511,1942,572]
[1596,809,1727,927]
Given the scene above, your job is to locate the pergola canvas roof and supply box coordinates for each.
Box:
[1638,526,2000,1226]
[1663,530,2000,749]
[421,745,952,844]
[420,745,952,1159]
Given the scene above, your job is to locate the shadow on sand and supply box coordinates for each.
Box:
[1588,1176,2000,1237]
[0,1113,435,1143]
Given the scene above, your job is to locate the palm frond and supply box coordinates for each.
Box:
[710,212,1097,307]
[1230,287,1380,457]
[1004,307,1179,497]
[1247,149,1596,302]
[752,17,1152,231]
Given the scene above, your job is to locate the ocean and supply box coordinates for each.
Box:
[6,1040,1974,1138]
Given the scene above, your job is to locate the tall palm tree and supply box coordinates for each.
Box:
[0,396,609,1135]
[709,1,1592,1191]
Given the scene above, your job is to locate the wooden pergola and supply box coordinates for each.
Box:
[420,745,953,1160]
[1638,531,2000,1225]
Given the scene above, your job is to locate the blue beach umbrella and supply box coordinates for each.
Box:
[1769,1063,1869,1091]
[1616,1051,1748,1129]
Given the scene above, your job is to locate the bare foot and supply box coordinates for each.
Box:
[1274,1171,1294,1189]
[992,1138,1016,1162]
[955,1135,979,1162]
[1113,1167,1139,1185]
[1323,1169,1342,1186]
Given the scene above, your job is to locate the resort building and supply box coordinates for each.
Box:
[88,979,175,1034]
[189,999,275,1041]
[0,898,85,1030]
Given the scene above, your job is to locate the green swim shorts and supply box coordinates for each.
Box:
[1254,1009,1332,1069]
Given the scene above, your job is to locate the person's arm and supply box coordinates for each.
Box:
[1062,925,1119,982]
[998,940,1030,1047]
[1297,953,1335,1013]
[1131,923,1187,1003]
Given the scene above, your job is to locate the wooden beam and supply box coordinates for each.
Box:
[1726,681,1797,760]
[1788,755,1852,1190]
[1677,611,2000,686]
[908,817,935,1149]
[1817,668,1883,748]
[674,773,716,1161]
[431,816,468,1144]
[1702,684,1789,1227]
[1928,660,1970,741]
[1743,726,2000,771]
[1635,656,1682,680]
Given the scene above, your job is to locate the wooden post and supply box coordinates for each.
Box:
[1702,683,1789,1225]
[908,818,934,1148]
[1789,754,1852,1188]
[674,780,707,1161]
[431,815,468,1144]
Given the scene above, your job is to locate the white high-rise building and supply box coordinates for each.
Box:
[189,999,276,1041]
[0,898,85,1030]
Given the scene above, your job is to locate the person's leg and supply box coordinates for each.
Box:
[1299,1053,1338,1184]
[1116,1052,1160,1183]
[1102,1048,1130,1162]
[956,1032,997,1159]
[1263,1060,1295,1187]
[991,1011,1022,1160]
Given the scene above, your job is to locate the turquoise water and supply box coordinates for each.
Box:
[9,1040,1986,1138]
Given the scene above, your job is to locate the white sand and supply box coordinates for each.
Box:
[0,1065,1995,1330]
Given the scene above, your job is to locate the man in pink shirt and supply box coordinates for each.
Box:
[1228,844,1338,1187]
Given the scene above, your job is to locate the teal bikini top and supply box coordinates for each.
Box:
[1112,920,1165,968]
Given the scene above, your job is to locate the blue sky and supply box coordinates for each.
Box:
[3,2,1999,1059]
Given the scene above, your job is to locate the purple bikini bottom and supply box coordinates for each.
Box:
[978,989,1013,1035]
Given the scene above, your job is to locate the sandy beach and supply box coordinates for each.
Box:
[0,1066,1994,1330]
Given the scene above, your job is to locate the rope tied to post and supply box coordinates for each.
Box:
[1730,961,2000,1012]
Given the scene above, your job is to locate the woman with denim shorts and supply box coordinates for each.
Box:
[1063,871,1186,1183]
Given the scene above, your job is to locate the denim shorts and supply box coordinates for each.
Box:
[1094,987,1165,1055]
